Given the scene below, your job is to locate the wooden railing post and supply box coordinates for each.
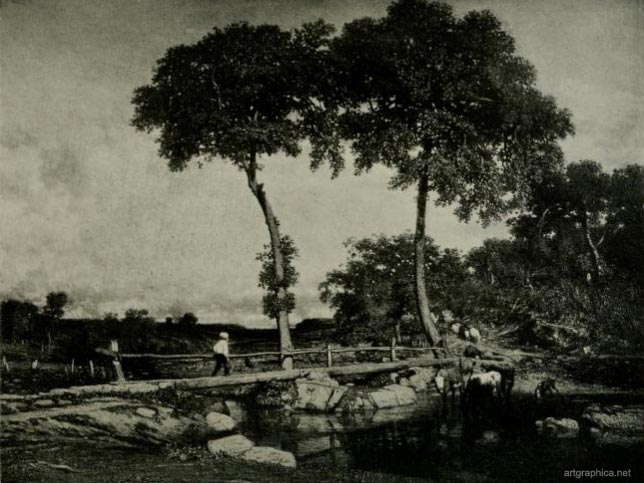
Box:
[110,339,125,383]
[390,337,397,362]
[326,344,333,367]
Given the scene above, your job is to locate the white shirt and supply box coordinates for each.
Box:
[213,339,229,357]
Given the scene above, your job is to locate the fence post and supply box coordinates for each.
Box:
[110,339,125,383]
[390,337,397,362]
[281,352,293,371]
[326,344,333,368]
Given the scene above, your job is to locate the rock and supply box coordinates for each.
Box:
[206,412,236,433]
[136,407,157,419]
[477,431,500,445]
[537,417,579,438]
[1,401,196,446]
[207,435,254,456]
[294,382,334,412]
[305,371,337,385]
[224,400,244,422]
[326,386,348,410]
[205,401,227,414]
[240,446,296,468]
[582,405,643,447]
[369,385,417,409]
[33,399,54,408]
[293,374,345,412]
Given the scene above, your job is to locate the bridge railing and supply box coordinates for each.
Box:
[105,338,447,382]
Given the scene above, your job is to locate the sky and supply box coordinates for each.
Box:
[1,0,642,326]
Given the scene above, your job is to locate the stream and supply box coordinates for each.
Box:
[241,391,643,482]
[2,387,642,482]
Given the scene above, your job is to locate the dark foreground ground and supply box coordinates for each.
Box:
[1,445,430,483]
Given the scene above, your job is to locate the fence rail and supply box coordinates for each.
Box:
[119,343,446,362]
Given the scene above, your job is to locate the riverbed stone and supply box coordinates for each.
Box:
[536,417,579,438]
[206,412,236,433]
[224,400,244,421]
[241,446,297,468]
[136,407,157,418]
[33,399,55,408]
[293,372,346,412]
[369,384,417,409]
[207,435,254,456]
[582,404,643,447]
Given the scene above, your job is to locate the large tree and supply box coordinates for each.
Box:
[328,0,573,348]
[132,22,339,368]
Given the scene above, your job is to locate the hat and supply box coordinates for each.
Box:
[219,332,229,340]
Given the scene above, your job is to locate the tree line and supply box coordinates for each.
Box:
[321,162,642,353]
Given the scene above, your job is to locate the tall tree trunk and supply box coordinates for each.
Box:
[414,171,444,354]
[245,150,294,369]
[581,210,604,281]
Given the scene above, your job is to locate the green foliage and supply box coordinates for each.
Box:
[328,0,573,222]
[1,299,38,341]
[178,312,198,326]
[319,233,468,344]
[256,235,299,320]
[131,21,341,173]
[468,162,643,352]
[120,308,158,352]
[44,291,69,320]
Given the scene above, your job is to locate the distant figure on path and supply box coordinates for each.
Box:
[212,332,230,376]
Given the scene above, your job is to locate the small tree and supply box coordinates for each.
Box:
[121,309,157,352]
[42,291,69,353]
[257,235,299,323]
[178,312,198,326]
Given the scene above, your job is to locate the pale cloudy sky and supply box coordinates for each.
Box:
[1,0,642,326]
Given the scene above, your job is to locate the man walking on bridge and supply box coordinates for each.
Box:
[212,332,230,376]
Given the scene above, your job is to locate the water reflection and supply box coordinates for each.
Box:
[242,393,643,482]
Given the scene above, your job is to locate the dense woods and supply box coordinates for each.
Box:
[322,162,643,353]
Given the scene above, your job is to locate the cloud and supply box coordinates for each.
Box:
[1,0,641,326]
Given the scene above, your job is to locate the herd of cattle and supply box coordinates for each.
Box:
[436,321,559,419]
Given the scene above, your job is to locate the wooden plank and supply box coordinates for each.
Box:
[134,356,513,390]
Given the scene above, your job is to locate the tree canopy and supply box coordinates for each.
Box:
[330,0,573,219]
[321,0,574,347]
[320,234,468,345]
[132,20,340,172]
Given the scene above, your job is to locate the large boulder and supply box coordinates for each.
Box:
[335,388,376,413]
[207,435,254,456]
[1,400,198,446]
[240,446,296,468]
[582,405,643,447]
[293,373,347,412]
[206,412,236,433]
[369,384,417,409]
[535,417,579,438]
